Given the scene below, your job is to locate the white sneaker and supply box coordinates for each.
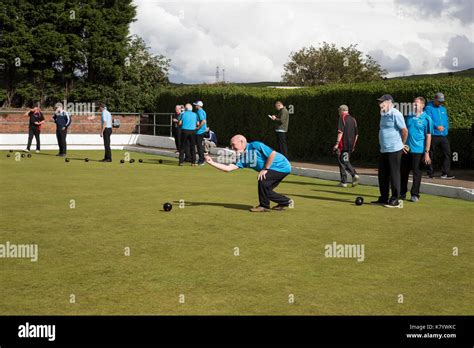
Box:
[352,174,360,187]
[338,182,348,188]
[410,196,419,202]
[440,174,455,180]
[24,149,30,153]
[384,199,403,208]
[36,150,40,153]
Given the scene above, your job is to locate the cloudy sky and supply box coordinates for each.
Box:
[130,0,474,83]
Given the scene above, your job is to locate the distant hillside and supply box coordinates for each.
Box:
[169,68,474,87]
[389,68,474,80]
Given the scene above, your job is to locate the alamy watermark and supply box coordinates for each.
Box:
[324,241,365,262]
[216,149,258,166]
[0,241,38,262]
[62,99,96,116]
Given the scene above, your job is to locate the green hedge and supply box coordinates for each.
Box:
[155,78,473,168]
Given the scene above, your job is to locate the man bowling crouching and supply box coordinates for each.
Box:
[205,134,292,212]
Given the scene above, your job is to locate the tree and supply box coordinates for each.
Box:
[0,0,170,110]
[124,35,170,87]
[0,1,34,107]
[282,42,387,86]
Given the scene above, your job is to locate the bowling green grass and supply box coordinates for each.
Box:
[0,150,473,315]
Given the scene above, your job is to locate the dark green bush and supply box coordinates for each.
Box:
[153,78,473,168]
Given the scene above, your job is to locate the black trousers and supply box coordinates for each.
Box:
[275,132,289,159]
[195,133,205,163]
[173,126,181,151]
[56,128,68,155]
[401,152,423,198]
[427,135,451,176]
[179,130,196,164]
[378,150,402,202]
[27,127,40,151]
[258,169,291,208]
[337,150,357,183]
[103,128,112,160]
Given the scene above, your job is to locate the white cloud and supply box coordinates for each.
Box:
[440,35,474,70]
[131,0,474,83]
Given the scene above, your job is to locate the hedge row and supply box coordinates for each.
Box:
[153,78,473,168]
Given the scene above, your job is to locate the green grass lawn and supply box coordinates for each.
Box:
[0,150,472,315]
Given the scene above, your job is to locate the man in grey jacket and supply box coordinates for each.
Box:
[270,101,289,159]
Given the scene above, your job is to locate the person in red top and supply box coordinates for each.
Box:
[24,104,45,153]
[332,105,359,187]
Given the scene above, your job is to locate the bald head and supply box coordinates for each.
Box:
[230,134,247,152]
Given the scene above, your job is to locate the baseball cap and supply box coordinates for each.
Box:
[377,94,394,102]
[193,101,204,107]
[338,105,349,112]
[435,92,445,102]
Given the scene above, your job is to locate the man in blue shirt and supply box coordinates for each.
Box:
[205,135,292,212]
[372,95,408,208]
[194,101,207,165]
[178,103,199,166]
[400,97,432,202]
[99,103,113,162]
[424,92,454,179]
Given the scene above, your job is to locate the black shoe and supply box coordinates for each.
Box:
[400,194,406,200]
[371,198,388,205]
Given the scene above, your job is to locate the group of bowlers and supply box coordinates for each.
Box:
[206,92,455,211]
[330,92,454,209]
[22,92,454,212]
[172,101,210,166]
[24,102,113,162]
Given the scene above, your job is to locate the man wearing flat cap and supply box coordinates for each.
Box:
[424,92,455,179]
[333,104,359,187]
[372,95,408,208]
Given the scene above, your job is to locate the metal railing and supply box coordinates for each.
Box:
[138,113,174,137]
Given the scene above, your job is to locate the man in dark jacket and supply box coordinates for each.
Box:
[270,101,290,159]
[25,105,45,153]
[52,102,71,157]
[332,105,359,187]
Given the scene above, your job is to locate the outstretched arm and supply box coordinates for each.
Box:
[205,155,239,172]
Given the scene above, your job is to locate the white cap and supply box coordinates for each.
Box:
[193,101,204,107]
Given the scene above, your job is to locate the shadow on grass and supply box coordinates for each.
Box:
[137,158,178,166]
[287,193,354,204]
[176,201,253,211]
[285,180,339,188]
[311,188,378,198]
[30,152,58,157]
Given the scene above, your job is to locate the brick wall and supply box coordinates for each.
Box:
[0,111,140,134]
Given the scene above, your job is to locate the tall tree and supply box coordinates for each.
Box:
[0,1,34,107]
[282,42,387,86]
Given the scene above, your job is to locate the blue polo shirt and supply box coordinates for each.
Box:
[424,101,449,136]
[406,112,432,154]
[179,110,198,131]
[101,108,112,128]
[234,141,291,173]
[196,109,207,135]
[379,107,406,153]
